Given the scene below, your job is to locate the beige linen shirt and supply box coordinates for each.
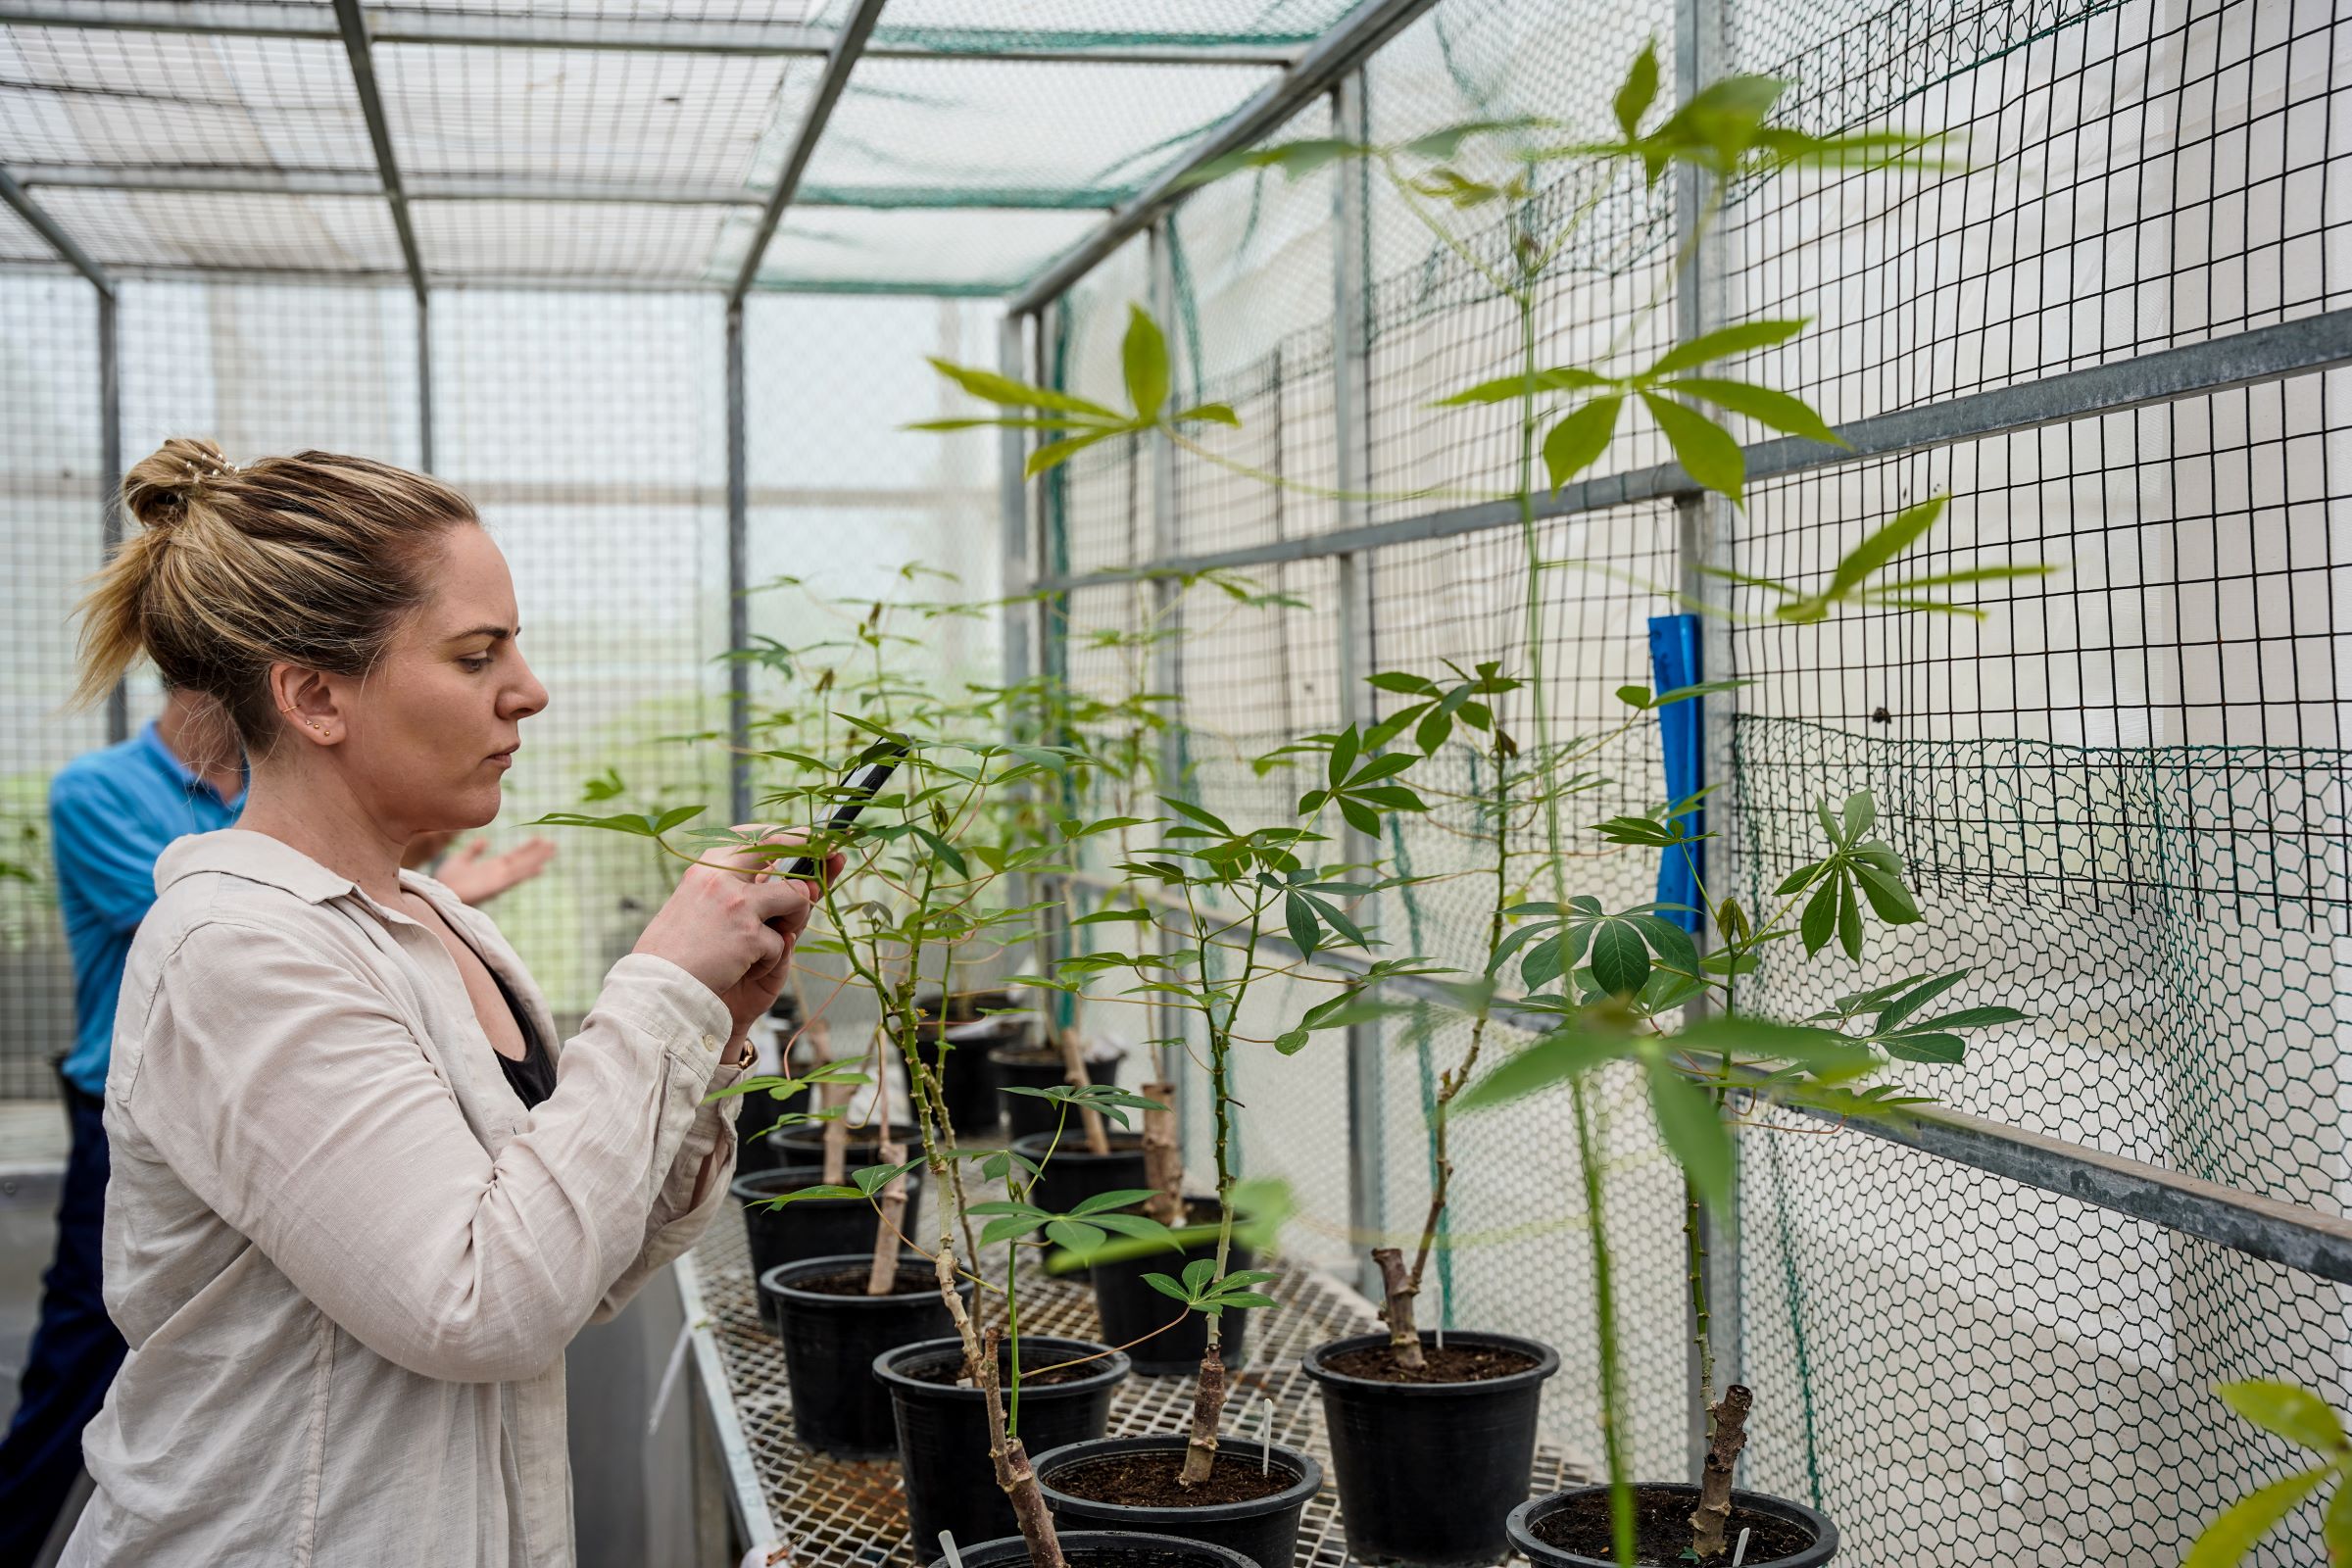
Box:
[62,829,746,1568]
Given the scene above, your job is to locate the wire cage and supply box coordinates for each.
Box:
[3,0,2349,1564]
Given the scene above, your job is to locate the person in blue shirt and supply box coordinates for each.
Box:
[0,686,244,1567]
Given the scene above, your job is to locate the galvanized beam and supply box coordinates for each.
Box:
[1006,0,1445,317]
[1330,72,1387,1302]
[725,300,751,826]
[0,165,112,293]
[0,3,1307,61]
[727,0,887,305]
[999,312,1035,698]
[1036,869,2352,1288]
[416,288,433,472]
[328,0,425,304]
[1036,308,2352,591]
[10,165,1126,212]
[1673,0,1736,1482]
[98,281,125,744]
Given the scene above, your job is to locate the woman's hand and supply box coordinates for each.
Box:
[630,828,842,1044]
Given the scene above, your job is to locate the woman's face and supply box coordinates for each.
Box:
[301,521,548,836]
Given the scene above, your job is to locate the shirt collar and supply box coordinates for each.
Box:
[156,829,362,905]
[137,718,248,809]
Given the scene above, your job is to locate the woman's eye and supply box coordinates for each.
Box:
[459,655,493,673]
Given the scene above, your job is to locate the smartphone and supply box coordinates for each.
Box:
[783,743,906,884]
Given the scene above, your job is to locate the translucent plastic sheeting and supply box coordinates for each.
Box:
[0,25,372,175]
[754,205,1103,292]
[19,186,406,273]
[376,44,812,196]
[807,56,1277,207]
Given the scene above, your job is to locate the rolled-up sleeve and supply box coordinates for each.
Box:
[591,1061,744,1322]
[124,921,735,1384]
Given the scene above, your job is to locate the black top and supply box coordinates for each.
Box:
[487,964,556,1109]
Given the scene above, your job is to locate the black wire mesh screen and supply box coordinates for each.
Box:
[1034,0,2352,1562]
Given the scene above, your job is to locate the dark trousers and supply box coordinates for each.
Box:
[0,1074,124,1568]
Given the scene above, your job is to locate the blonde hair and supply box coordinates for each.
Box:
[75,438,477,751]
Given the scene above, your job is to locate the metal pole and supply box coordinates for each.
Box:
[727,0,889,305]
[98,283,126,744]
[1673,0,1738,1480]
[1146,220,1191,1117]
[999,313,1034,700]
[416,290,434,472]
[725,300,751,826]
[329,0,426,307]
[1331,71,1387,1301]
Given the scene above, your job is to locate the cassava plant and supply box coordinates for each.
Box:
[2187,1380,2352,1566]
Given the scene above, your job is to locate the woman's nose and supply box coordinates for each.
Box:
[506,656,550,720]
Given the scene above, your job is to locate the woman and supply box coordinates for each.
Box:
[59,439,825,1567]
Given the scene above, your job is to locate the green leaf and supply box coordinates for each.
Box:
[1668,377,1842,445]
[2325,1475,2352,1564]
[1027,427,1124,477]
[1799,876,1839,956]
[1901,1005,2030,1033]
[1589,918,1651,996]
[1454,1026,1633,1113]
[1874,970,1971,1031]
[1881,1032,1965,1064]
[1182,1257,1219,1294]
[1087,1212,1177,1241]
[1069,1188,1160,1216]
[1122,305,1170,422]
[1827,494,1949,602]
[2222,1382,2350,1453]
[1142,1271,1192,1302]
[1402,116,1553,161]
[1435,367,1613,407]
[1285,893,1321,961]
[1643,392,1745,506]
[1643,1054,1732,1209]
[1045,1219,1107,1253]
[927,358,1123,421]
[2183,1466,2331,1568]
[1848,861,1921,924]
[1186,138,1366,184]
[1613,42,1660,138]
[1543,395,1624,491]
[1648,318,1808,376]
[1205,1292,1277,1311]
[1368,671,1440,695]
[1837,873,1863,959]
[981,1213,1043,1244]
[1174,402,1240,426]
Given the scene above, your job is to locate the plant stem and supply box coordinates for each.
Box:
[1689,1384,1752,1559]
[1178,885,1255,1487]
[1512,283,1635,1567]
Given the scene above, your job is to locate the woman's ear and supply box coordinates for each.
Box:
[270,662,345,747]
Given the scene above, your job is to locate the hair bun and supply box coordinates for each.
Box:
[122,436,236,530]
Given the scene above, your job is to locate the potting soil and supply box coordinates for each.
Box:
[898,1353,1101,1387]
[790,1264,938,1298]
[1051,1449,1301,1507]
[1320,1342,1539,1384]
[1532,1489,1815,1564]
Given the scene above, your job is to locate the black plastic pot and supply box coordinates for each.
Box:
[992,1046,1122,1143]
[1302,1329,1560,1567]
[768,1118,924,1167]
[1011,1131,1151,1220]
[1036,1433,1319,1568]
[1507,1485,1838,1567]
[1088,1197,1253,1377]
[733,1166,924,1329]
[731,1087,801,1176]
[877,1337,1129,1552]
[760,1254,970,1458]
[926,1531,1258,1568]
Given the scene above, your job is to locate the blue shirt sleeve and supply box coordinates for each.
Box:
[50,767,170,937]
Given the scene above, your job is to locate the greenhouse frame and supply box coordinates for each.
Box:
[1,0,2346,1565]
